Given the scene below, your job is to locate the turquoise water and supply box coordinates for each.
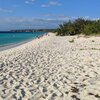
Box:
[0,32,45,46]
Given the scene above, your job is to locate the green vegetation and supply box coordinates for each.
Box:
[56,18,100,36]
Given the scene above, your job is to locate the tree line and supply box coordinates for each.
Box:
[56,18,100,36]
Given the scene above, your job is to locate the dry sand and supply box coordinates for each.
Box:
[0,33,100,100]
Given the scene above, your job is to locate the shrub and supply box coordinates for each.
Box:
[56,18,100,36]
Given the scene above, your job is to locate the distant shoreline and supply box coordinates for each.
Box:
[0,29,55,33]
[0,31,34,33]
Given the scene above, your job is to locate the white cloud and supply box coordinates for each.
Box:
[41,4,49,8]
[39,14,77,21]
[49,1,61,6]
[1,16,98,31]
[0,8,13,13]
[41,1,62,7]
[25,0,35,4]
[0,17,64,31]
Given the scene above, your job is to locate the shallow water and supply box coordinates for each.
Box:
[0,32,45,46]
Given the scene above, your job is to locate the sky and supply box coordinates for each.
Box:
[0,0,100,31]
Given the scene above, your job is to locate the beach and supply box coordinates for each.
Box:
[0,33,100,100]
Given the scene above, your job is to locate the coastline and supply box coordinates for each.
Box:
[0,33,47,51]
[0,33,100,100]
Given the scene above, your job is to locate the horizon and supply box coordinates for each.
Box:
[0,28,56,32]
[0,0,100,31]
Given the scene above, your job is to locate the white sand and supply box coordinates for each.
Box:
[0,33,100,100]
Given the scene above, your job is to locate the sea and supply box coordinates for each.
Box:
[0,32,45,46]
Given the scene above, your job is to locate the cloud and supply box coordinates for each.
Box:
[41,1,62,7]
[0,8,13,13]
[0,17,65,31]
[39,14,77,21]
[41,4,49,8]
[25,0,35,4]
[41,14,66,18]
[0,16,97,31]
[25,0,62,7]
[49,1,61,6]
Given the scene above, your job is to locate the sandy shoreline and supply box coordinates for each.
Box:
[0,33,100,100]
[0,33,47,51]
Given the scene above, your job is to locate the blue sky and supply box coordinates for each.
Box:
[0,0,100,31]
